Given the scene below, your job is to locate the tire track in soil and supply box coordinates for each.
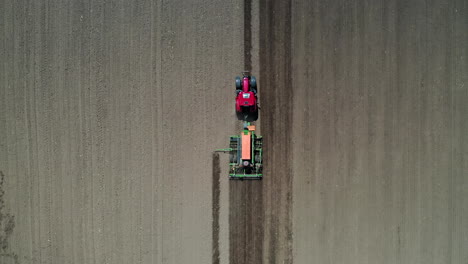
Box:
[212,153,220,264]
[229,0,264,263]
[259,0,293,263]
[0,171,19,264]
[244,0,252,71]
[260,0,293,263]
[229,0,293,263]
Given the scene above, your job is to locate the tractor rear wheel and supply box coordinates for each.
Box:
[236,111,245,121]
[245,110,258,122]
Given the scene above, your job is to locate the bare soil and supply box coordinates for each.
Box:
[0,0,467,264]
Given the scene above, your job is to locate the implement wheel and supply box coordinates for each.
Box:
[229,153,236,163]
[255,154,261,164]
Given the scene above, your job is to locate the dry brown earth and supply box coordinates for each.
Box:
[1,1,467,264]
[1,1,242,263]
[291,1,468,263]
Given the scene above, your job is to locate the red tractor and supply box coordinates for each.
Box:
[235,72,258,121]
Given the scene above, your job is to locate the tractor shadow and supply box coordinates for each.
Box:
[236,111,258,122]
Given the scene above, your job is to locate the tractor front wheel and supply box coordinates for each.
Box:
[235,76,242,89]
[249,76,257,89]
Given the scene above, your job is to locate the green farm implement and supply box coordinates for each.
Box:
[216,122,263,180]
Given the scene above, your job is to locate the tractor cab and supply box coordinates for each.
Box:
[235,72,258,121]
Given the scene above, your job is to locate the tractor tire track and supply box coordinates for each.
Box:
[229,0,293,263]
[244,0,252,71]
[229,0,265,263]
[259,0,293,263]
[212,153,220,264]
